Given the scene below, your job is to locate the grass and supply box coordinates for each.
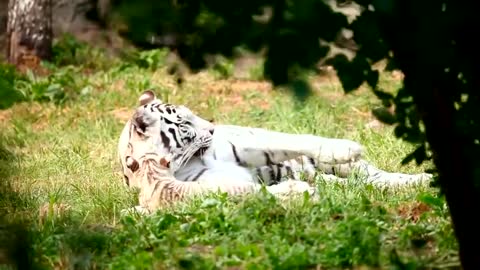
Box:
[0,45,458,269]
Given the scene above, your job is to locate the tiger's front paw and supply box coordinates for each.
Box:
[267,180,316,197]
[314,138,363,164]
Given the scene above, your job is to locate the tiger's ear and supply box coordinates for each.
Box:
[138,90,157,106]
[130,114,146,136]
[159,157,170,168]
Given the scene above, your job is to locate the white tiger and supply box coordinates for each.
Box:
[121,111,315,214]
[118,90,431,193]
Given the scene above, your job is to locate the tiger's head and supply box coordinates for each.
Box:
[118,90,215,188]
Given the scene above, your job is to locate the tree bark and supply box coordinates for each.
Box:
[6,0,52,70]
[378,0,480,267]
[393,44,480,270]
[416,85,480,269]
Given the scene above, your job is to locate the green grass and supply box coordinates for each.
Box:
[0,48,458,269]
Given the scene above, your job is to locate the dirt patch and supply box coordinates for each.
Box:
[29,104,61,132]
[31,120,50,132]
[186,244,214,254]
[38,202,72,225]
[204,79,272,94]
[397,202,432,223]
[110,107,133,123]
[364,119,386,130]
[1,103,53,132]
[201,79,272,113]
[0,109,12,123]
[109,79,127,93]
[310,69,341,90]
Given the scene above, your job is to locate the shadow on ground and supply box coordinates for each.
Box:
[0,131,117,269]
[0,137,37,269]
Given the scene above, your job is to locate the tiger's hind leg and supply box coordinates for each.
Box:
[254,156,432,187]
[210,125,363,167]
[341,160,432,187]
[252,156,318,185]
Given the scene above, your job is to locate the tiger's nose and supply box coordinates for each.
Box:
[208,128,215,135]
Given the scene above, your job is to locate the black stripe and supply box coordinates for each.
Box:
[153,181,162,195]
[256,168,263,183]
[308,157,316,166]
[275,165,282,183]
[128,122,133,138]
[168,127,182,148]
[160,131,171,150]
[184,173,193,181]
[264,152,273,165]
[286,165,294,178]
[268,167,275,184]
[229,141,244,165]
[164,118,174,124]
[134,116,147,132]
[191,168,207,181]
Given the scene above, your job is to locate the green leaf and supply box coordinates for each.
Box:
[200,198,221,208]
[416,193,445,209]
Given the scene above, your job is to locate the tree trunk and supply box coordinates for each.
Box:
[396,49,480,270]
[6,0,52,71]
[378,1,480,267]
[415,86,480,269]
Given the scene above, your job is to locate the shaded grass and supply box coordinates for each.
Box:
[0,57,457,269]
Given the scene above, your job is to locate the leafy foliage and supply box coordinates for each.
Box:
[0,65,90,107]
[120,48,170,70]
[51,34,117,70]
[0,36,121,108]
[0,63,25,109]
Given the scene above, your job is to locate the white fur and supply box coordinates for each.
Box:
[118,91,432,195]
